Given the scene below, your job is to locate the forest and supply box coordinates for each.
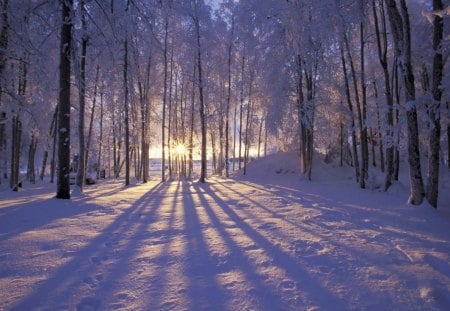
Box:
[0,0,448,207]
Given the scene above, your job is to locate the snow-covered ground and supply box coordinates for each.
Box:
[1,153,450,310]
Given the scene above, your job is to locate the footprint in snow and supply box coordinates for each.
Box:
[83,277,96,288]
[280,279,297,290]
[289,240,327,257]
[76,297,101,311]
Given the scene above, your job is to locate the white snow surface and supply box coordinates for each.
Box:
[1,152,450,310]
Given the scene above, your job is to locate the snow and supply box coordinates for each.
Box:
[1,152,450,310]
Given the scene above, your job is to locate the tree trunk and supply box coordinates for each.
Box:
[344,34,364,187]
[225,17,234,177]
[238,56,245,171]
[161,17,169,182]
[426,0,444,208]
[124,38,130,186]
[257,114,264,159]
[27,134,37,184]
[76,0,87,192]
[188,63,195,179]
[340,44,360,183]
[50,106,57,183]
[194,15,207,183]
[360,20,369,185]
[373,0,393,189]
[243,72,253,176]
[385,0,425,204]
[10,116,21,189]
[86,65,99,179]
[56,0,72,199]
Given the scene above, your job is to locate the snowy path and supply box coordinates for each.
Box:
[1,176,450,310]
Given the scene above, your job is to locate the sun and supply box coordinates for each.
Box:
[175,143,186,156]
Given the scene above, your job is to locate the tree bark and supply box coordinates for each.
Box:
[86,65,99,180]
[194,15,207,183]
[385,0,425,204]
[373,0,393,189]
[340,44,360,183]
[225,17,234,177]
[76,0,87,192]
[344,30,366,188]
[56,0,73,199]
[124,38,130,186]
[161,17,169,182]
[426,0,444,208]
[97,83,104,180]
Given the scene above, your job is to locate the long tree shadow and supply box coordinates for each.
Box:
[9,181,167,310]
[192,182,347,310]
[0,196,98,241]
[217,179,450,309]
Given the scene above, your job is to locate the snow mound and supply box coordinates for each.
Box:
[233,152,355,184]
[233,152,300,180]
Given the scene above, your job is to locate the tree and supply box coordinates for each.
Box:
[76,0,88,192]
[372,0,395,191]
[426,0,444,208]
[56,0,73,199]
[193,11,207,183]
[385,0,425,205]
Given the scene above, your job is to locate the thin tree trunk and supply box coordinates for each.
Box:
[340,44,360,183]
[27,135,37,184]
[393,57,401,181]
[56,0,72,199]
[50,106,57,183]
[188,63,195,179]
[344,32,365,188]
[85,65,99,179]
[373,0,393,189]
[257,114,264,159]
[193,15,207,183]
[161,17,169,182]
[168,48,174,179]
[225,17,234,177]
[373,81,384,172]
[76,0,87,192]
[97,82,104,180]
[233,88,238,171]
[124,38,130,186]
[426,0,443,208]
[264,122,267,157]
[360,19,369,184]
[243,71,253,176]
[238,55,245,170]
